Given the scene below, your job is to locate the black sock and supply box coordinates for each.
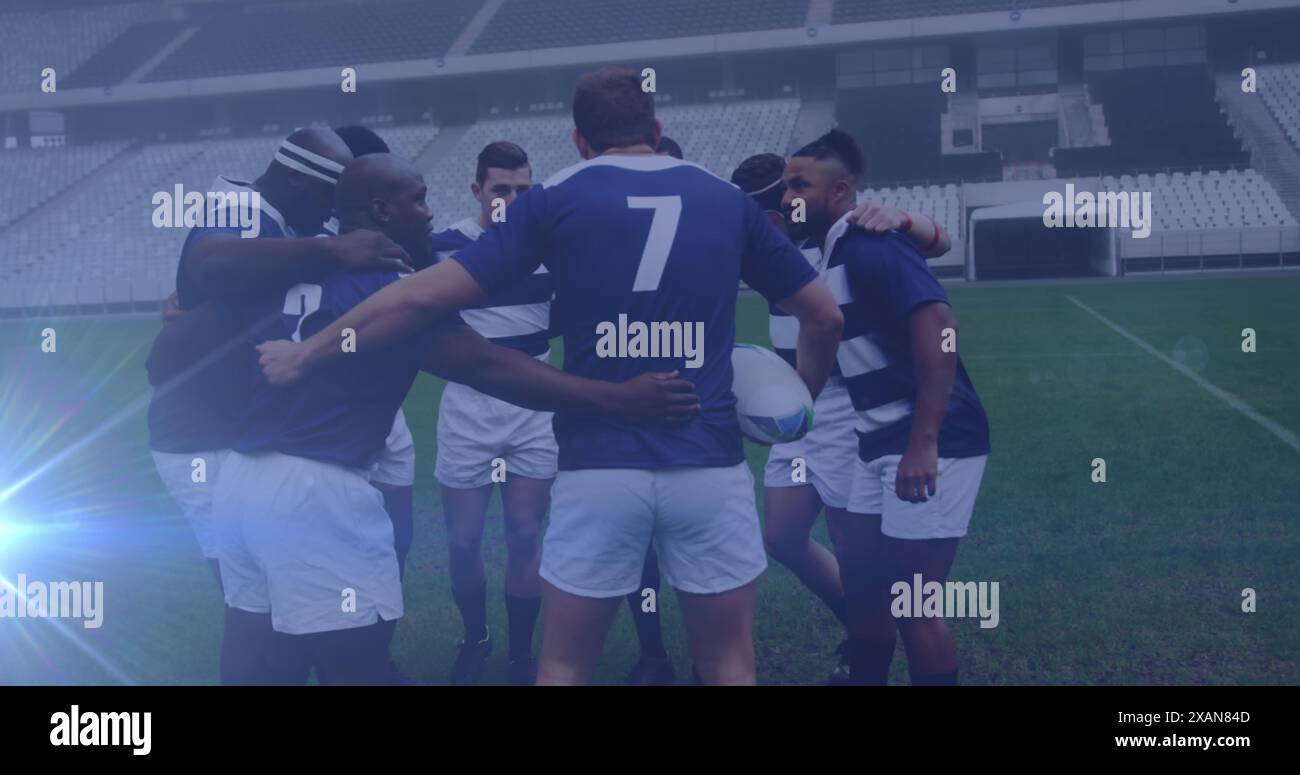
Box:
[627,552,666,657]
[625,590,667,658]
[911,667,959,686]
[828,596,849,628]
[846,638,896,685]
[452,583,487,643]
[505,593,540,660]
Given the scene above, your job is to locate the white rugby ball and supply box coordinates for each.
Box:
[731,343,814,445]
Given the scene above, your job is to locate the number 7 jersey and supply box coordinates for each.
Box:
[452,153,817,471]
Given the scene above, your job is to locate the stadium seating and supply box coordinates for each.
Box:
[470,0,809,54]
[0,98,794,293]
[1258,64,1300,150]
[1054,66,1249,176]
[423,99,801,229]
[0,3,150,93]
[1103,168,1296,231]
[144,0,480,82]
[65,21,191,89]
[0,141,132,229]
[0,125,440,289]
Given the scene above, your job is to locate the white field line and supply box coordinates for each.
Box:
[1065,295,1300,454]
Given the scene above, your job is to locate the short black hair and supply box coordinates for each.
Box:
[573,66,657,152]
[656,135,683,159]
[792,128,864,180]
[731,153,786,212]
[476,141,529,184]
[334,125,390,157]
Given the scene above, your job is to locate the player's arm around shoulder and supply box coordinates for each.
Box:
[184,229,410,302]
[847,200,951,259]
[417,319,701,426]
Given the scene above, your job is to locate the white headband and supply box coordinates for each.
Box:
[274,140,344,184]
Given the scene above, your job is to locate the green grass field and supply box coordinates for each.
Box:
[2,274,1298,685]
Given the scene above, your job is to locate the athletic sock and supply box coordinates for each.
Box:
[452,583,488,643]
[910,667,959,686]
[625,589,668,658]
[625,551,667,658]
[504,593,540,660]
[828,596,849,627]
[846,637,896,685]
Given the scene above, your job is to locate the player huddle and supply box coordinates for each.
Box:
[146,66,989,686]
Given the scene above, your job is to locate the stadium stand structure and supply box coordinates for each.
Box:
[837,84,1002,186]
[832,0,1103,24]
[1053,65,1250,176]
[143,0,480,82]
[470,0,809,54]
[0,2,150,94]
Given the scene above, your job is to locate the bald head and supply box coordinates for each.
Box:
[336,154,421,222]
[336,153,433,264]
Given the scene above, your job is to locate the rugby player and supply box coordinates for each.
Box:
[424,141,553,686]
[732,150,955,682]
[145,126,410,683]
[780,130,990,686]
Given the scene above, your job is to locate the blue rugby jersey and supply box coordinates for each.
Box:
[425,218,553,357]
[232,270,426,469]
[147,177,291,454]
[825,215,990,461]
[451,153,818,471]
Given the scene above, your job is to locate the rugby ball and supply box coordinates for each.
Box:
[731,343,814,445]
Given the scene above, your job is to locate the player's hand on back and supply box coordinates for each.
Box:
[848,200,908,234]
[611,370,701,426]
[257,339,309,386]
[329,229,413,273]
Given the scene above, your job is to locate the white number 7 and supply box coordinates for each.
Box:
[282,282,323,342]
[627,195,681,292]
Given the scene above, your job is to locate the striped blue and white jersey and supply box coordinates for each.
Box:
[766,239,832,374]
[822,215,990,462]
[426,218,553,357]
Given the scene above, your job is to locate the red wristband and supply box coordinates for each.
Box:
[901,214,913,234]
[924,215,942,252]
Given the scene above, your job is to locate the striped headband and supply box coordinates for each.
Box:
[274,140,344,184]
